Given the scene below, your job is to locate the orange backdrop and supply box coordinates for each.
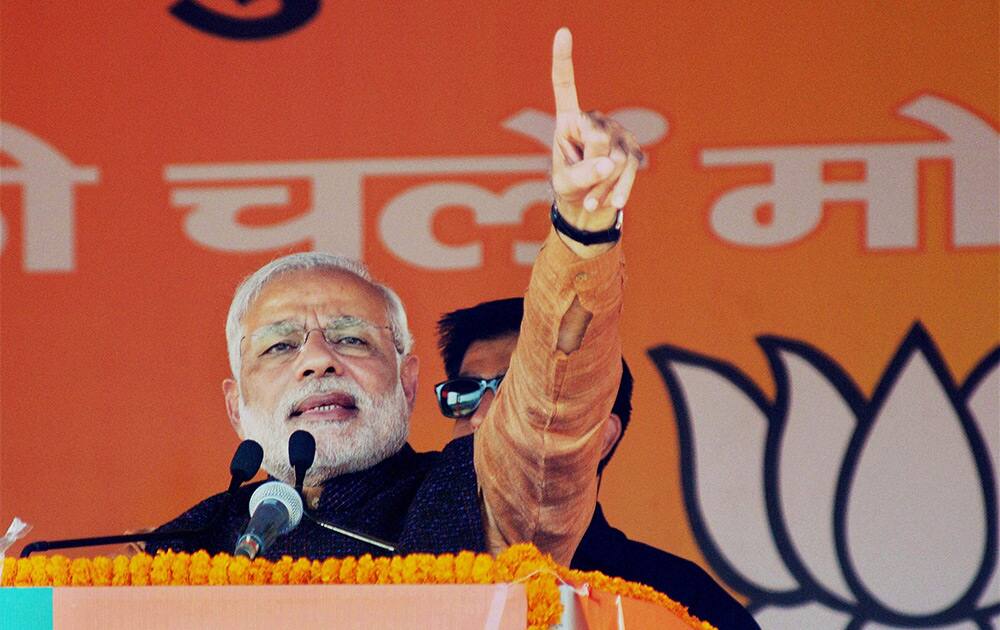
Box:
[1,0,997,605]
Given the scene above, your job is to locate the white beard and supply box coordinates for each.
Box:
[237,375,410,486]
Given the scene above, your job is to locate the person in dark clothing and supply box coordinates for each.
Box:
[149,28,648,571]
[436,298,760,629]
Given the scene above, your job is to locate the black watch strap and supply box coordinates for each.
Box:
[550,202,623,246]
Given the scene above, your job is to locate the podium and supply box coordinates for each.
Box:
[1,583,693,629]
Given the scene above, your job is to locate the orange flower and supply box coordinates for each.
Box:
[1,557,16,587]
[129,553,152,586]
[48,555,70,587]
[0,546,716,630]
[111,555,130,586]
[207,553,229,586]
[355,554,375,584]
[320,557,341,584]
[228,555,252,585]
[269,556,293,585]
[249,557,272,585]
[169,553,191,586]
[188,550,211,585]
[150,552,171,586]
[287,558,312,585]
[92,556,113,586]
[306,559,323,585]
[432,554,455,584]
[453,550,475,582]
[387,555,404,584]
[470,553,494,584]
[70,558,92,586]
[371,556,391,584]
[13,558,32,587]
[337,555,357,584]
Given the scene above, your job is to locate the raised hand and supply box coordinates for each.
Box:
[550,27,642,255]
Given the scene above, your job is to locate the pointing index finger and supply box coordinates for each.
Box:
[551,27,580,114]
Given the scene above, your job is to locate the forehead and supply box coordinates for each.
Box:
[459,333,519,377]
[243,268,389,330]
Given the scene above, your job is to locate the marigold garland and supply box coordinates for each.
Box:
[2,544,715,630]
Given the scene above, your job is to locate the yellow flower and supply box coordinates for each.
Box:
[269,556,293,585]
[129,553,152,586]
[432,554,455,584]
[337,556,357,584]
[92,556,113,586]
[307,559,323,585]
[2,557,17,586]
[320,557,341,584]
[207,553,229,585]
[70,558,92,586]
[355,554,375,584]
[470,553,494,584]
[169,553,191,586]
[12,558,30,587]
[150,552,172,585]
[48,555,70,587]
[249,557,272,585]
[287,558,312,585]
[188,550,211,585]
[372,556,391,584]
[228,555,252,585]
[111,555,131,586]
[453,550,475,582]
[387,555,404,584]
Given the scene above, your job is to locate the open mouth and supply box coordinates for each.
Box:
[290,392,358,418]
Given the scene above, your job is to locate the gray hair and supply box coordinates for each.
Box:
[225,252,414,380]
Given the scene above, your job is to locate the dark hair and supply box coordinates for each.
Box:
[437,297,632,475]
[437,297,524,380]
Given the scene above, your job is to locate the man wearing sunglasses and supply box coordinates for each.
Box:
[148,29,644,568]
[436,298,759,630]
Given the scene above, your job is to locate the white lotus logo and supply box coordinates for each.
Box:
[648,323,999,628]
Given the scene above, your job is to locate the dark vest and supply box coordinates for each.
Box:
[147,435,484,559]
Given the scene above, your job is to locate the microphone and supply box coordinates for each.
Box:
[228,440,265,494]
[19,440,264,557]
[288,430,315,493]
[201,439,264,530]
[283,430,397,552]
[233,481,303,559]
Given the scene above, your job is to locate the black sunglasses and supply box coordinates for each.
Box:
[434,375,505,419]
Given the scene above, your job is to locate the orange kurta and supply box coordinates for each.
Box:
[475,230,625,566]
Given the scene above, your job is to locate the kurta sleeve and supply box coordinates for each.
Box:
[473,229,625,565]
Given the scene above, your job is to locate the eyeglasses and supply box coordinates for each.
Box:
[434,375,505,419]
[243,317,398,365]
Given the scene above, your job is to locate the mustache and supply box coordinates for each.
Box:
[277,376,370,420]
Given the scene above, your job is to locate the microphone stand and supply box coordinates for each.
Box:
[20,528,205,557]
[20,440,265,558]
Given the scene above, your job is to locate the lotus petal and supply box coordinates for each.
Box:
[842,340,988,616]
[752,602,852,629]
[767,342,860,604]
[965,350,999,609]
[655,351,797,593]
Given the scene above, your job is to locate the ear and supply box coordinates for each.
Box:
[400,354,420,410]
[599,413,623,461]
[222,378,244,437]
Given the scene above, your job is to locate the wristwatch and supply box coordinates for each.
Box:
[550,201,623,245]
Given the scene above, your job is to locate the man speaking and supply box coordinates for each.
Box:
[150,27,642,567]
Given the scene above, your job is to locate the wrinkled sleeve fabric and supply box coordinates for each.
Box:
[474,230,624,565]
